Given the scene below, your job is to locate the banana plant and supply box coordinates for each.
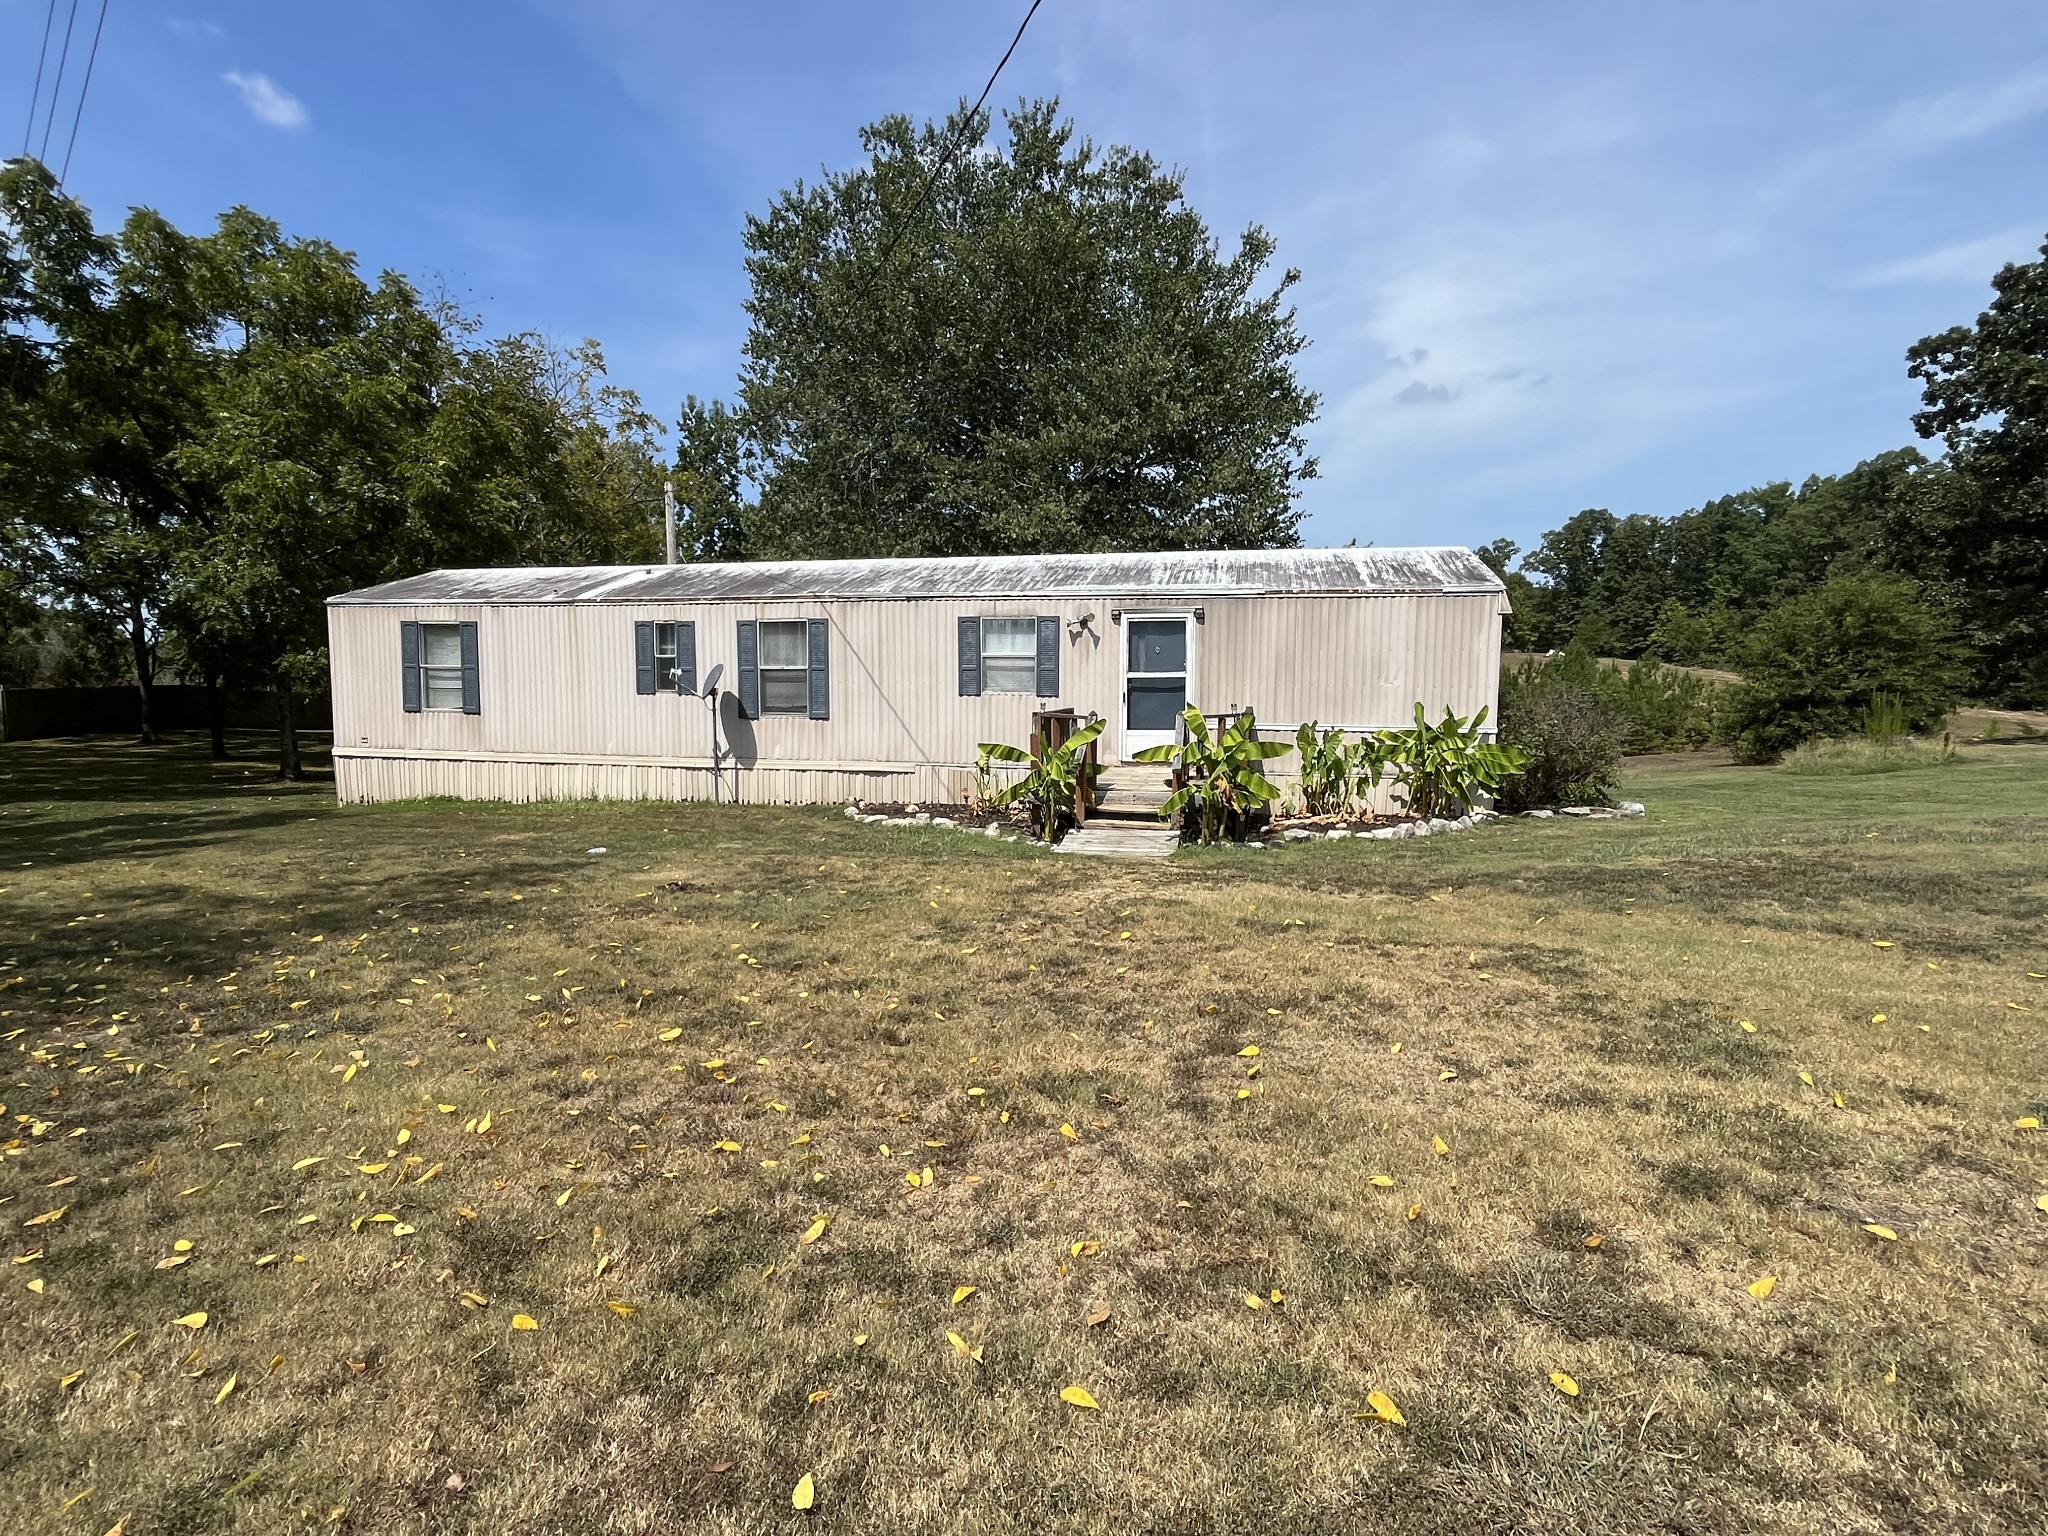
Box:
[1295,722,1353,815]
[1381,702,1528,818]
[1135,706,1294,844]
[978,716,1106,843]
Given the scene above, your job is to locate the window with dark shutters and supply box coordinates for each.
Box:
[735,620,759,719]
[1035,615,1059,697]
[957,617,982,696]
[401,621,421,712]
[635,622,657,695]
[674,622,697,696]
[459,622,480,715]
[807,618,829,719]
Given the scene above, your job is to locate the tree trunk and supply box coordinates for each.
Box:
[129,604,159,744]
[205,667,228,759]
[275,682,304,781]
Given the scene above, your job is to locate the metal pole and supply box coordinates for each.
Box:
[663,479,677,566]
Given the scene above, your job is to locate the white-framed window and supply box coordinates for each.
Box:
[419,622,466,710]
[654,622,682,691]
[759,619,810,714]
[980,616,1038,692]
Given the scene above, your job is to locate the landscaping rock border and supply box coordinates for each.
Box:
[844,798,1646,848]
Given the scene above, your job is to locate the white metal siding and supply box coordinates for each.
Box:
[328,590,1502,806]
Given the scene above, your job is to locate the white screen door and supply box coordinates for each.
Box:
[1123,616,1190,758]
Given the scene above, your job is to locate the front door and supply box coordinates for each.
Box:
[1123,616,1191,758]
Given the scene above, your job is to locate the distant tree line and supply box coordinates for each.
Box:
[1481,231,2048,727]
[0,158,666,773]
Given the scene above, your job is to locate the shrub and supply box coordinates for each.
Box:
[1726,574,1966,762]
[1513,640,1724,753]
[1496,661,1626,810]
[978,717,1104,842]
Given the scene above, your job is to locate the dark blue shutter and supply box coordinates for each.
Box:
[634,622,656,695]
[807,618,829,720]
[400,621,421,713]
[958,616,982,696]
[675,622,697,696]
[735,620,759,719]
[1035,615,1059,697]
[459,621,481,716]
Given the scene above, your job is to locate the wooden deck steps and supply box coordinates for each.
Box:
[1054,823,1181,859]
[1088,766,1176,824]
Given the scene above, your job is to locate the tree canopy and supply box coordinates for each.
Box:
[680,100,1320,559]
[1,158,663,770]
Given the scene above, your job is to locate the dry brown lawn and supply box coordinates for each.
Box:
[3,736,2045,1535]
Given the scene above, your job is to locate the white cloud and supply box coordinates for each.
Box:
[223,71,308,130]
[1849,227,2044,288]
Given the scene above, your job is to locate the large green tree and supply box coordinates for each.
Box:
[1,159,219,738]
[682,100,1319,558]
[1900,232,2048,703]
[3,166,664,774]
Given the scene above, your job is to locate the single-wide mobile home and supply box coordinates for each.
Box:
[325,547,1508,807]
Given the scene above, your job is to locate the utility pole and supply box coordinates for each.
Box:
[663,478,678,566]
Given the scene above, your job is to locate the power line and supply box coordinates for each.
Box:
[846,0,1046,312]
[37,0,83,164]
[21,0,59,157]
[58,0,110,183]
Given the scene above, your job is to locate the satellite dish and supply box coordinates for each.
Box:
[701,663,725,699]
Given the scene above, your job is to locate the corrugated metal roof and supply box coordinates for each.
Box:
[329,547,1504,606]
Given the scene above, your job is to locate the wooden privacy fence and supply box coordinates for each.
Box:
[1029,707,1100,827]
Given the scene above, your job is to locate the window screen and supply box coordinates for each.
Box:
[420,623,466,710]
[759,619,809,714]
[981,616,1037,693]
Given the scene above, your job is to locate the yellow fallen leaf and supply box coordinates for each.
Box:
[214,1372,237,1406]
[944,1330,981,1361]
[1242,1292,1264,1310]
[2016,1117,2042,1130]
[1863,1223,1898,1242]
[23,1207,67,1227]
[1798,1071,1814,1087]
[1237,1045,1260,1058]
[1359,1389,1405,1425]
[605,1300,637,1318]
[658,1028,682,1041]
[852,1333,868,1347]
[291,1156,324,1172]
[713,1140,742,1153]
[1369,1174,1395,1188]
[792,1473,815,1511]
[1549,1370,1580,1397]
[1871,1013,1886,1024]
[511,1313,540,1330]
[1060,1124,1079,1142]
[800,1215,831,1245]
[253,1254,278,1268]
[60,1369,83,1390]
[807,1389,830,1404]
[1747,1275,1776,1299]
[1872,939,1893,948]
[1432,1136,1449,1157]
[2035,1193,2048,1213]
[173,1312,208,1330]
[1439,1069,1458,1081]
[951,1285,977,1306]
[1060,1384,1100,1410]
[1739,1020,1757,1034]
[1407,1203,1423,1221]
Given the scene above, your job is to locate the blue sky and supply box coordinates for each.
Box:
[6,1,2047,553]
